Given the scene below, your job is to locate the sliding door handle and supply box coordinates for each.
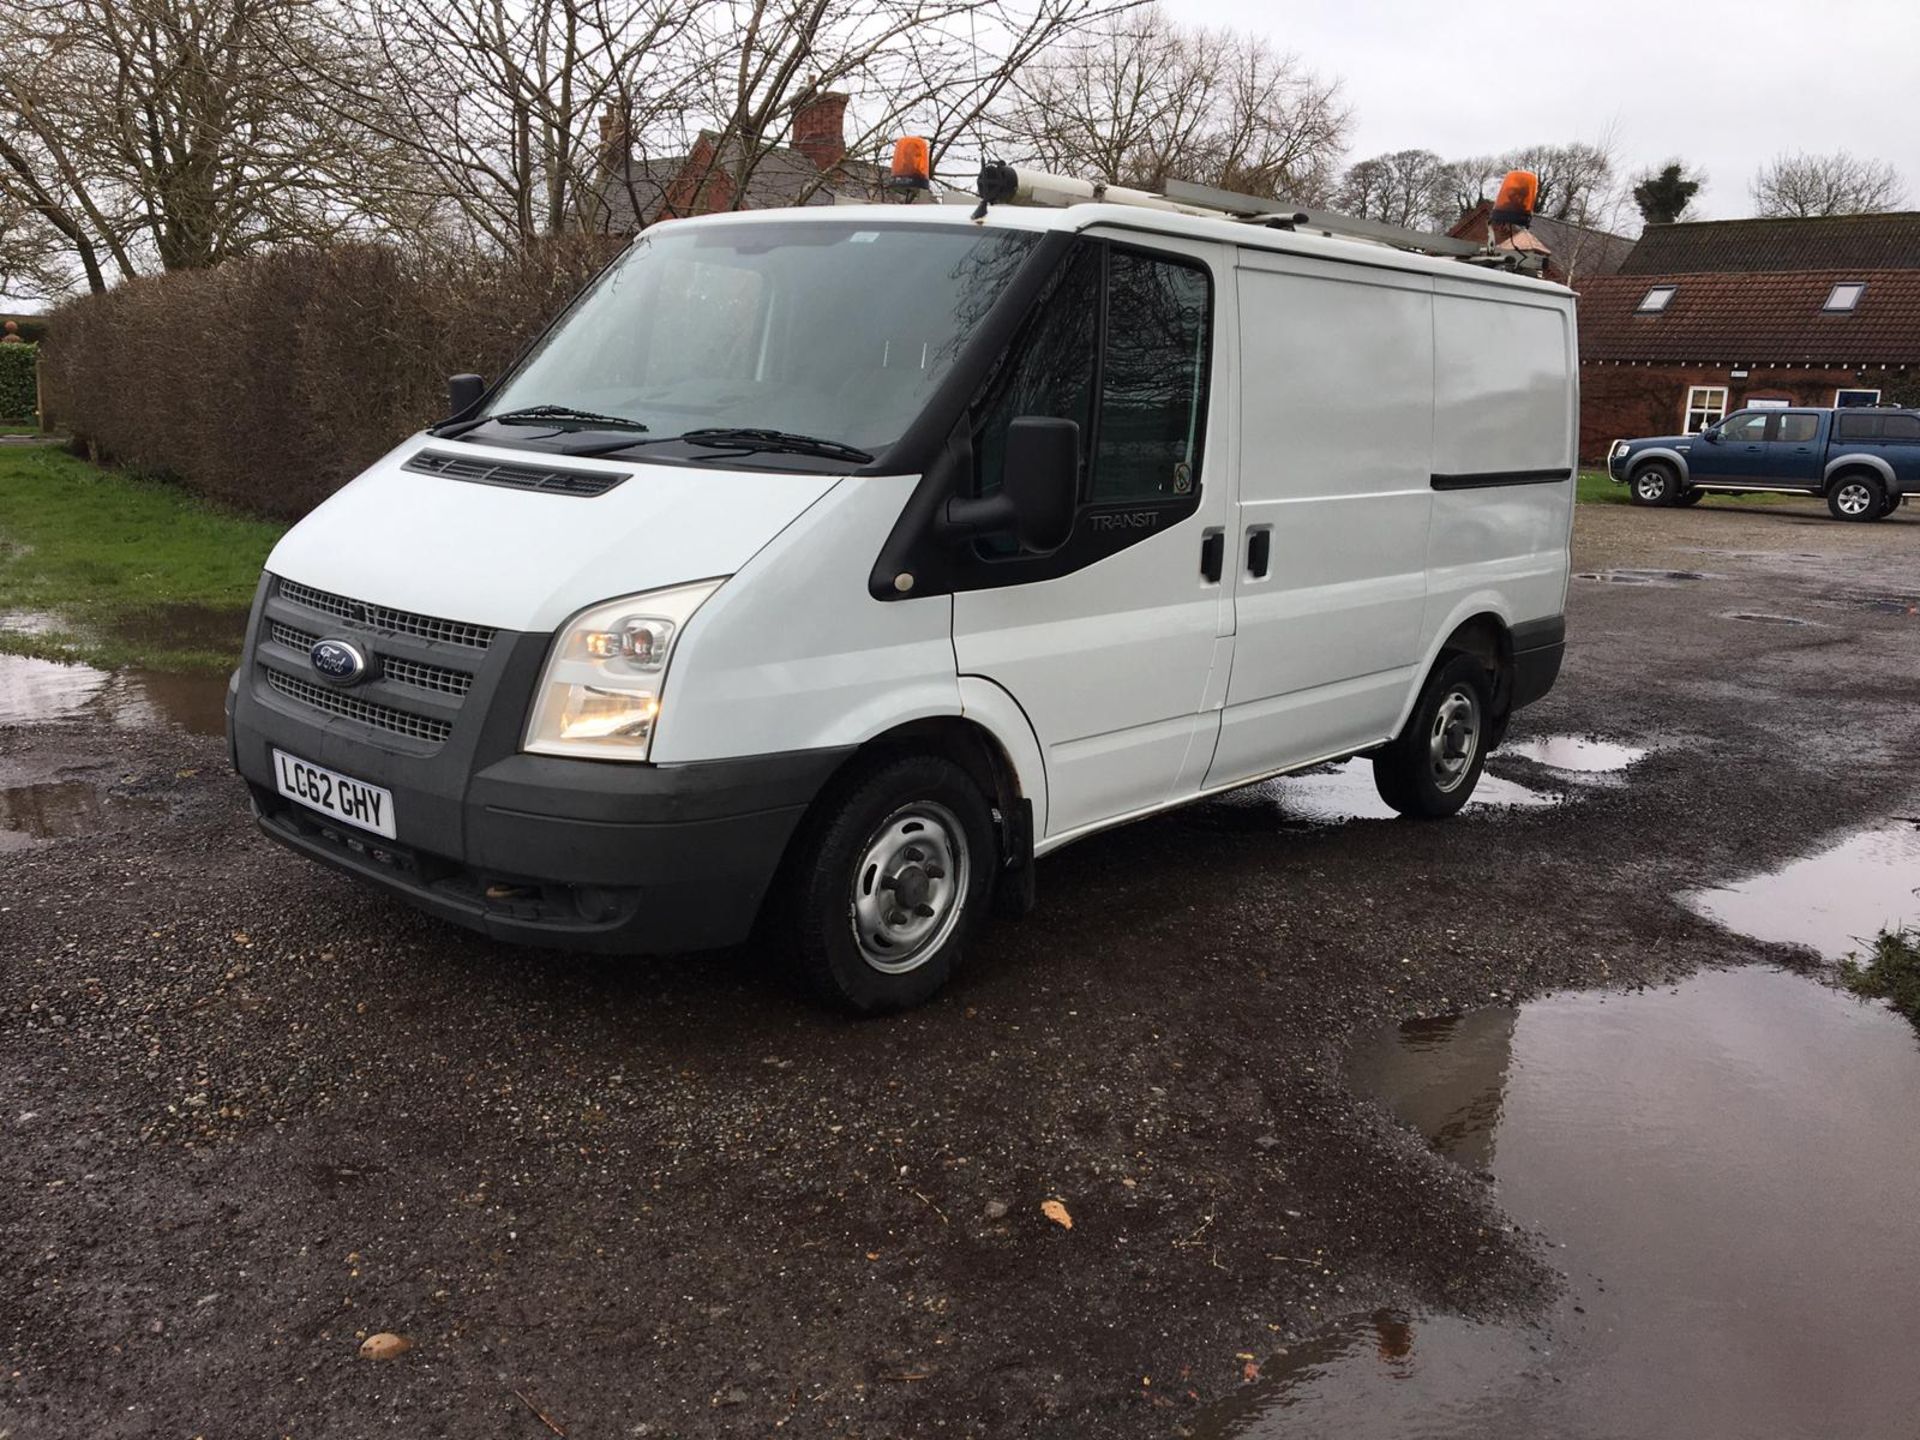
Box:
[1247,528,1271,578]
[1200,530,1224,583]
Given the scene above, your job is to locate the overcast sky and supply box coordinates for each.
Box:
[1181,0,1919,223]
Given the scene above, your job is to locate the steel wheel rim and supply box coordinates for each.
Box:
[849,801,970,974]
[1428,687,1480,794]
[1636,473,1665,501]
[1837,482,1872,516]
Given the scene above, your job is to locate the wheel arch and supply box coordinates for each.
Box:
[1627,446,1690,484]
[1389,605,1519,749]
[1823,454,1895,491]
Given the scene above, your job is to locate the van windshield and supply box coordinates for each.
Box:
[476,221,1040,466]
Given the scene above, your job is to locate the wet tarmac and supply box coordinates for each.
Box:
[0,780,162,853]
[1684,821,1920,961]
[1202,966,1920,1439]
[0,653,227,736]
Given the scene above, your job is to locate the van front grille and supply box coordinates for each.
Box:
[269,620,473,698]
[276,578,496,651]
[265,670,453,745]
[403,448,627,498]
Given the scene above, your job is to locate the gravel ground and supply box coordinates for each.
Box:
[4,498,1918,1439]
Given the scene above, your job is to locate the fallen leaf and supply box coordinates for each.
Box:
[1242,1361,1261,1382]
[358,1332,412,1360]
[1041,1198,1072,1230]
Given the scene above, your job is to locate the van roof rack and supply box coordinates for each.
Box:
[965,161,1546,275]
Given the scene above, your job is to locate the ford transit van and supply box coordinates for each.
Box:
[228,177,1573,1011]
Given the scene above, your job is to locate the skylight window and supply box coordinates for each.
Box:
[1823,281,1865,313]
[1636,285,1677,314]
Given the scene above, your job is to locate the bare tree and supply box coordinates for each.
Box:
[356,0,707,249]
[1750,150,1907,218]
[988,5,1349,204]
[0,0,424,296]
[1336,148,1453,230]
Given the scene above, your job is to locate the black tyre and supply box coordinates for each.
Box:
[785,753,997,1014]
[1827,472,1886,522]
[1629,463,1679,507]
[1676,489,1705,507]
[1373,653,1493,819]
[1876,488,1902,518]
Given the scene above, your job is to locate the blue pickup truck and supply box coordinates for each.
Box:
[1607,407,1920,521]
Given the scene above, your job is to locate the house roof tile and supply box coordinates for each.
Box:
[1578,268,1920,364]
[1618,212,1920,275]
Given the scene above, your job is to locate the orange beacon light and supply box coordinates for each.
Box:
[890,136,932,191]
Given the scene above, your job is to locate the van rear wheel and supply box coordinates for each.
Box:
[785,753,997,1014]
[1373,653,1492,819]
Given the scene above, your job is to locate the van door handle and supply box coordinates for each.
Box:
[1247,529,1271,578]
[1200,530,1224,583]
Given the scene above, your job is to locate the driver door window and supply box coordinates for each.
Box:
[1720,413,1770,442]
[973,241,1213,522]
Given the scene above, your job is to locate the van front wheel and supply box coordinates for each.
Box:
[787,753,997,1014]
[1373,654,1493,819]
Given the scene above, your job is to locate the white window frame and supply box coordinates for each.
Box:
[1637,285,1677,314]
[1684,385,1729,432]
[1823,282,1866,313]
[1835,387,1882,407]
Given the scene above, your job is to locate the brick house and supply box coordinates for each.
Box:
[1575,213,1920,460]
[1448,199,1636,285]
[593,90,886,233]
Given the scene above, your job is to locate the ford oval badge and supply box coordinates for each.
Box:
[310,637,368,685]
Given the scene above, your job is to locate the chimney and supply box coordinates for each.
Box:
[791,89,849,174]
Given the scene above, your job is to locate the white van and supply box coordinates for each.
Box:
[228,176,1574,1011]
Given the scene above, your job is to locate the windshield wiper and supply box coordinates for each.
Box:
[678,428,874,464]
[434,404,649,439]
[489,405,649,431]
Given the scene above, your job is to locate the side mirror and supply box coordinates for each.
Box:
[447,373,486,420]
[943,417,1079,553]
[1700,426,1721,443]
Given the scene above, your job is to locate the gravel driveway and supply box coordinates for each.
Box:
[4,499,1918,1439]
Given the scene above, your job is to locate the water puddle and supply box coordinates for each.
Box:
[0,653,227,736]
[1721,611,1815,627]
[0,779,163,853]
[1575,569,1715,585]
[1683,822,1920,961]
[1201,967,1920,1438]
[1200,758,1558,828]
[1500,735,1645,775]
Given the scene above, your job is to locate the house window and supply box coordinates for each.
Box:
[1835,388,1882,407]
[1636,285,1677,314]
[1684,385,1728,432]
[1823,282,1866,313]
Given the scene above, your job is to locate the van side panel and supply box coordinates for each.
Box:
[1204,253,1434,788]
[1422,282,1576,656]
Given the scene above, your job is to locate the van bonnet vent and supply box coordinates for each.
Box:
[403,448,627,498]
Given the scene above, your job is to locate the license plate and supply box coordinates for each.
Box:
[272,748,397,839]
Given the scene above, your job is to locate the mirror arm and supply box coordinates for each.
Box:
[939,492,1019,540]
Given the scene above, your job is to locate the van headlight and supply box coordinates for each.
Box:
[524,579,725,761]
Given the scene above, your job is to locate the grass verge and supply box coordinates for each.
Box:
[1840,929,1920,1027]
[0,446,283,673]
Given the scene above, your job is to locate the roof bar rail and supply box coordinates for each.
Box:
[1160,179,1485,258]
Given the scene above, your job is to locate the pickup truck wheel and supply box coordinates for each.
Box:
[785,753,996,1014]
[1372,653,1492,819]
[1827,473,1886,522]
[1630,463,1678,507]
[1677,489,1705,506]
[1877,489,1902,518]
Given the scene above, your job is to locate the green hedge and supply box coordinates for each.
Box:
[40,238,623,519]
[0,342,36,423]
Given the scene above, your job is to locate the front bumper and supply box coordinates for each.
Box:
[230,574,850,954]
